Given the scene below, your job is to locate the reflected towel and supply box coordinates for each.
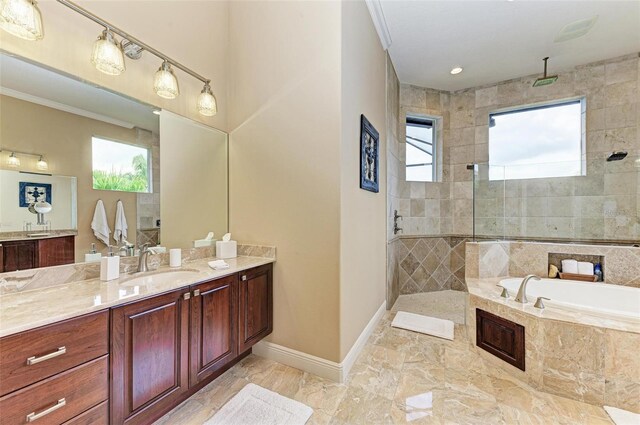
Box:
[114,200,128,243]
[91,200,110,246]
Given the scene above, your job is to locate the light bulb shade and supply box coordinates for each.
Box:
[36,156,48,170]
[153,61,179,99]
[0,0,43,41]
[91,30,125,76]
[7,153,20,167]
[197,84,217,116]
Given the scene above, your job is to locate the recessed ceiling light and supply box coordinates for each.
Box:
[450,67,463,75]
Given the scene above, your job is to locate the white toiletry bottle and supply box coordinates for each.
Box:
[100,247,120,281]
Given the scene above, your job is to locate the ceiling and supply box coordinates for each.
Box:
[380,1,640,91]
[0,54,159,133]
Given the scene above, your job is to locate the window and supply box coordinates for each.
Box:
[92,137,150,193]
[489,99,584,180]
[406,116,436,182]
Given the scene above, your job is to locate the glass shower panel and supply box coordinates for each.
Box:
[473,163,505,240]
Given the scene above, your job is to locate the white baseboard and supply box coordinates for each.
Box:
[252,301,386,383]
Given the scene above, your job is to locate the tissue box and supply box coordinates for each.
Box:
[216,240,237,259]
[100,256,120,281]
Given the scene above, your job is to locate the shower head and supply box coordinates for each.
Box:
[533,57,558,87]
[606,151,628,162]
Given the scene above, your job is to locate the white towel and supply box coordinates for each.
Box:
[577,261,594,276]
[208,260,230,270]
[561,259,578,274]
[91,200,110,246]
[113,200,128,243]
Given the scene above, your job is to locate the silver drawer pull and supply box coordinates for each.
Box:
[27,346,66,365]
[26,398,66,422]
[241,275,247,281]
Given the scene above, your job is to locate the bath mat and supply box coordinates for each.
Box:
[391,311,454,340]
[203,383,313,425]
[604,406,640,425]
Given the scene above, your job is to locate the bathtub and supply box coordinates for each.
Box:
[499,277,640,322]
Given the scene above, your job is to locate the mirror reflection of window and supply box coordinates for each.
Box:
[406,116,435,182]
[92,137,151,193]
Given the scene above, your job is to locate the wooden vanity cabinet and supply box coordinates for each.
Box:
[238,264,273,353]
[1,240,36,272]
[110,289,190,425]
[189,274,238,387]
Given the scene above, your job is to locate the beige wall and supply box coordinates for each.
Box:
[0,1,228,132]
[339,0,387,359]
[160,111,228,249]
[228,0,342,362]
[0,95,146,261]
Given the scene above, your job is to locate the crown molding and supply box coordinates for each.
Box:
[365,0,392,50]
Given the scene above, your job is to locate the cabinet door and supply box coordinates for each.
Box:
[38,236,75,267]
[2,240,36,272]
[110,289,189,425]
[189,275,238,387]
[238,264,273,353]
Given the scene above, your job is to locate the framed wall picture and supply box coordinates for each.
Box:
[360,114,379,193]
[19,182,52,207]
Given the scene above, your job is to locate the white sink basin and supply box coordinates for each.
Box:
[120,269,204,287]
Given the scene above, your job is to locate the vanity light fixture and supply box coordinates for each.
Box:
[36,155,48,170]
[7,152,20,167]
[450,66,463,75]
[56,0,218,116]
[91,28,126,76]
[197,82,217,117]
[153,60,180,99]
[0,0,44,41]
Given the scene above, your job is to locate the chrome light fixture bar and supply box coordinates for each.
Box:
[56,0,216,115]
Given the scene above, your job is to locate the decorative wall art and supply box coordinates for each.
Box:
[19,182,52,207]
[360,114,379,193]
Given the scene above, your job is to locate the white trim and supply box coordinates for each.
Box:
[252,301,387,383]
[0,87,135,129]
[365,0,392,50]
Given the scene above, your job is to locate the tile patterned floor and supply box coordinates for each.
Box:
[155,292,613,425]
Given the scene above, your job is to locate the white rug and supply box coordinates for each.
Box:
[203,383,313,425]
[604,406,640,425]
[391,311,454,340]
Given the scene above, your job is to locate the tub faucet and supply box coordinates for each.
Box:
[514,274,541,303]
[137,244,151,273]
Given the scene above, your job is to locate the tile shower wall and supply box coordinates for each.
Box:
[136,128,161,242]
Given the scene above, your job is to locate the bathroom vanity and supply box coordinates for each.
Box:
[0,235,75,272]
[0,261,273,425]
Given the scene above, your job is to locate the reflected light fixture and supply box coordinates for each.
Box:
[91,28,126,76]
[153,60,180,99]
[7,152,20,167]
[152,109,161,115]
[197,82,217,116]
[450,67,463,75]
[0,0,44,41]
[36,155,48,170]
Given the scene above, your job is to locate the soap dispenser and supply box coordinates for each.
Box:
[85,243,102,263]
[100,246,120,281]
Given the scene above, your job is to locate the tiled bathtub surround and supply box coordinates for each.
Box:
[465,282,640,413]
[389,236,469,298]
[466,240,640,287]
[0,243,276,294]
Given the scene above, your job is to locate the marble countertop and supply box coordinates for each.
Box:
[467,277,640,334]
[0,231,78,243]
[0,256,274,337]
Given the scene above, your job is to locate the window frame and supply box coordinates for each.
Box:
[91,135,153,193]
[405,114,438,183]
[487,97,586,181]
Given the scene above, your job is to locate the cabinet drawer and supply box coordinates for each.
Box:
[62,401,108,425]
[0,355,108,425]
[0,310,109,396]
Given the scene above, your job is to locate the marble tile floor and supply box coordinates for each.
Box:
[155,292,613,425]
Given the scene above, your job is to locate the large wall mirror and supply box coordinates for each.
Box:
[0,52,228,269]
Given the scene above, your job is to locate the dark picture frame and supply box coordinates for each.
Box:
[360,114,379,193]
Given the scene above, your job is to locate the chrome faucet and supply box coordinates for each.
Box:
[137,244,151,273]
[514,274,541,303]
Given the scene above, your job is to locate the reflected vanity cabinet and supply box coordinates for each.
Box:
[0,236,75,272]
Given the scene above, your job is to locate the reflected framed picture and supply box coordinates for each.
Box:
[360,114,379,193]
[19,182,52,207]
